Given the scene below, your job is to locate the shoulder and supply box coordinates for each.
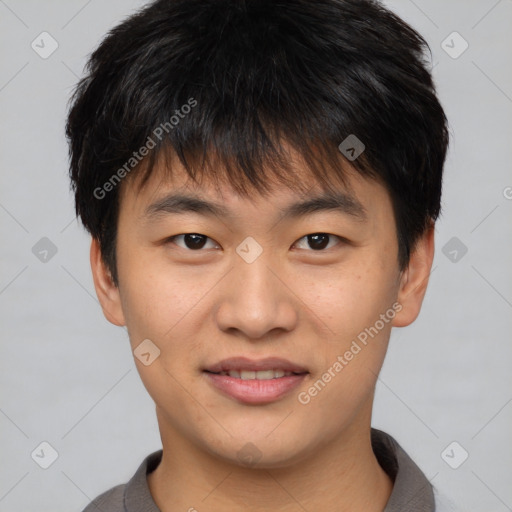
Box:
[82,483,126,512]
[80,449,163,512]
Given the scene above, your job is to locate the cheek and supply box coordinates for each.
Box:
[295,257,399,343]
[116,243,180,343]
[116,248,224,357]
[296,269,397,435]
[115,256,207,404]
[303,252,399,409]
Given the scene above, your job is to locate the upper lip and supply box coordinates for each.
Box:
[204,357,309,374]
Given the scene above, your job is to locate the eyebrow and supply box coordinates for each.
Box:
[142,190,368,223]
[279,191,368,222]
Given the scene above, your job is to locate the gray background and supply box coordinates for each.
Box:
[1,0,511,510]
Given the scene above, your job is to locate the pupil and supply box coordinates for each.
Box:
[309,234,329,250]
[185,234,206,249]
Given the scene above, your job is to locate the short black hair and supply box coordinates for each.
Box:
[66,0,450,287]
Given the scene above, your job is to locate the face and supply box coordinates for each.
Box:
[91,150,434,468]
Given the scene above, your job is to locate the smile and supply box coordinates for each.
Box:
[210,369,302,380]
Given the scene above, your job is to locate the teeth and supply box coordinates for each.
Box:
[254,370,275,380]
[218,369,296,380]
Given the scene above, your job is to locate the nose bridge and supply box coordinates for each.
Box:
[236,246,277,302]
[214,242,297,339]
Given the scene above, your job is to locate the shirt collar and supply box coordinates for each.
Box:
[372,428,435,511]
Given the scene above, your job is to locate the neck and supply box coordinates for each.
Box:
[148,410,393,512]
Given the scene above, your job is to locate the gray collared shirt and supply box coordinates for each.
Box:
[82,428,439,512]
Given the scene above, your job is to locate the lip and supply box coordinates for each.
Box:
[204,356,309,374]
[203,357,309,405]
[204,372,308,404]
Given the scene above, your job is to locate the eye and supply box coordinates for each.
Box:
[166,233,219,250]
[293,233,344,251]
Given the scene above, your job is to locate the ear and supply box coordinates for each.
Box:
[392,223,435,327]
[90,237,126,326]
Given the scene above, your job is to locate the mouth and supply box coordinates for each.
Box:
[203,357,309,404]
[204,369,305,379]
[204,356,309,375]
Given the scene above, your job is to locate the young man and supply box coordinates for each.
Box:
[66,0,455,510]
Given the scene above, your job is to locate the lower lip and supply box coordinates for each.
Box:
[203,372,308,404]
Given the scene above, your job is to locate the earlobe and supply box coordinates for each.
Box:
[90,238,126,327]
[392,223,435,328]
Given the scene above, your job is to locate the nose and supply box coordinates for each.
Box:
[214,251,298,340]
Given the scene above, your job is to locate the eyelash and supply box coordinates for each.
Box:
[165,233,345,252]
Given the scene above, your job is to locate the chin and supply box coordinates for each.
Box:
[201,430,320,470]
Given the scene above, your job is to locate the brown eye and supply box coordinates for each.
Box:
[167,233,218,250]
[307,234,330,250]
[184,234,207,249]
[294,233,342,251]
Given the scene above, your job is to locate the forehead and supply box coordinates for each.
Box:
[117,145,390,225]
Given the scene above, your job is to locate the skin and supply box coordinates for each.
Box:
[90,149,435,512]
